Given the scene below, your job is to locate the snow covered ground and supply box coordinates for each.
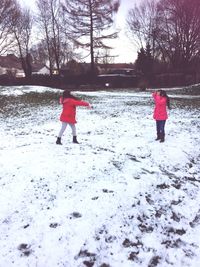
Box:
[0,85,200,267]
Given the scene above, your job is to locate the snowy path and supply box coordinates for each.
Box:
[0,87,200,267]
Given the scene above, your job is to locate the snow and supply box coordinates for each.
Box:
[0,85,200,267]
[0,85,59,96]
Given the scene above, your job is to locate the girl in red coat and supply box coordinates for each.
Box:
[152,90,170,142]
[56,90,91,145]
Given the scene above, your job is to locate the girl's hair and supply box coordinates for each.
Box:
[160,90,170,109]
[62,90,78,100]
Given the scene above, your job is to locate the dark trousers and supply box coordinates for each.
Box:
[156,120,166,136]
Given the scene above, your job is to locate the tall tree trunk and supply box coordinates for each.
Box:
[89,0,94,75]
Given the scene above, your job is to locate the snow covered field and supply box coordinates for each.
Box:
[0,85,200,267]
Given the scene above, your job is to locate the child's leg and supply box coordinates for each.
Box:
[160,120,166,135]
[160,120,166,142]
[69,123,77,136]
[156,120,159,132]
[58,122,68,137]
[69,124,79,143]
[156,120,161,140]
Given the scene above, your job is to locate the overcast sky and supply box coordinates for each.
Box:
[111,0,138,63]
[19,0,139,63]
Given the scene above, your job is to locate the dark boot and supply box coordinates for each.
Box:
[155,133,161,141]
[73,136,79,144]
[56,137,62,145]
[160,133,165,143]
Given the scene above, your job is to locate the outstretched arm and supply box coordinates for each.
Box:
[72,99,91,107]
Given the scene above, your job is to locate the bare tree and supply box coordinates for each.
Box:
[95,47,115,65]
[59,41,77,66]
[127,0,200,71]
[10,5,33,78]
[61,0,120,74]
[30,41,49,65]
[0,0,18,55]
[31,38,75,68]
[156,0,200,70]
[36,0,71,76]
[36,0,55,75]
[126,0,158,57]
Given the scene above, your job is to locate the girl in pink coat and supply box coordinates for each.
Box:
[152,90,170,142]
[56,90,91,145]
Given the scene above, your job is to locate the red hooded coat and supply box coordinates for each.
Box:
[152,92,168,120]
[59,97,89,124]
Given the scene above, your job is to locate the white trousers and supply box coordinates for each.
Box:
[58,122,76,137]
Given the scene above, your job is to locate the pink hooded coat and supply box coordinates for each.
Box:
[152,92,168,120]
[59,97,89,124]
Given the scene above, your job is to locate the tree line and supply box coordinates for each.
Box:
[0,0,119,79]
[0,0,200,87]
[127,0,200,86]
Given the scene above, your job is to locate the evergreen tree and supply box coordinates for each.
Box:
[61,0,120,75]
[135,43,154,84]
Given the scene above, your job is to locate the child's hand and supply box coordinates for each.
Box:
[87,105,92,109]
[155,90,160,95]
